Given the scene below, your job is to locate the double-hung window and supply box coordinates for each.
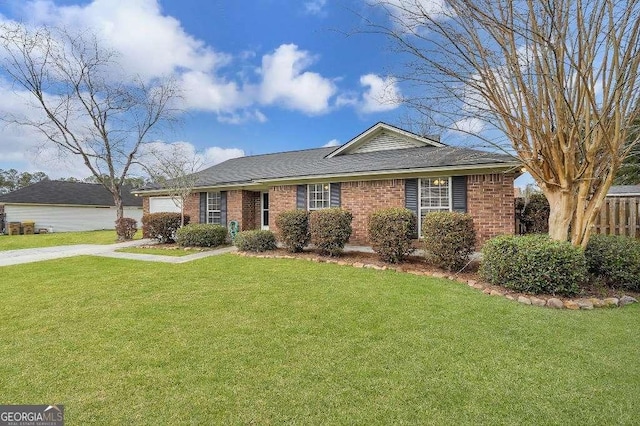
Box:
[207,191,222,224]
[419,177,451,234]
[308,183,331,210]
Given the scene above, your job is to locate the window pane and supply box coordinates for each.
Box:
[207,192,222,224]
[419,177,451,235]
[308,183,330,210]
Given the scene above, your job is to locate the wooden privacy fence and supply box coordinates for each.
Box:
[592,197,640,238]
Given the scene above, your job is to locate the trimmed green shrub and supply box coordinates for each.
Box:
[368,208,417,263]
[234,230,277,252]
[480,234,586,296]
[142,212,190,243]
[115,217,137,240]
[310,208,353,256]
[515,193,550,234]
[422,212,476,272]
[276,210,310,252]
[176,223,227,247]
[585,234,640,291]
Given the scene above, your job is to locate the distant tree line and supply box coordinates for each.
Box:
[0,169,147,194]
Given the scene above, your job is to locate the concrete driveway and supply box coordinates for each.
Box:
[0,239,154,267]
[0,239,237,266]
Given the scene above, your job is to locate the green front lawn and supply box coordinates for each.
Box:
[1,255,638,424]
[0,230,141,251]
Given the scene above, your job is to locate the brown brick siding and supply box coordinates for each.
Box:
[142,196,149,215]
[268,185,298,236]
[143,172,515,247]
[341,179,405,244]
[467,173,515,245]
[227,190,261,230]
[183,193,200,223]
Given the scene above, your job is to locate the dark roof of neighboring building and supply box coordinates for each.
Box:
[608,185,640,196]
[0,180,143,206]
[141,145,518,191]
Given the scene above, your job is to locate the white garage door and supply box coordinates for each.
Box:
[149,196,181,213]
[4,205,144,232]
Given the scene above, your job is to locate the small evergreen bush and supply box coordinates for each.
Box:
[422,212,476,272]
[480,234,586,296]
[142,212,190,243]
[368,208,417,263]
[585,234,640,291]
[176,223,226,247]
[515,193,550,234]
[115,217,137,240]
[275,210,310,252]
[309,208,353,256]
[234,230,277,252]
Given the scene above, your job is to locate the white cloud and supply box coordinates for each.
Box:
[304,0,327,16]
[451,117,485,134]
[259,44,337,114]
[135,141,245,174]
[370,0,451,30]
[322,139,340,147]
[0,0,409,140]
[4,1,342,121]
[359,74,402,113]
[217,109,267,125]
[202,146,245,167]
[179,71,249,112]
[25,0,222,79]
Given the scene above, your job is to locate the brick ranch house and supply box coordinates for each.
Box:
[135,123,521,245]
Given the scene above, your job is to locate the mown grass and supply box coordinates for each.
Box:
[115,247,197,257]
[0,255,638,424]
[0,230,141,251]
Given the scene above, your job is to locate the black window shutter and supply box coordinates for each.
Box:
[199,192,207,223]
[452,176,467,213]
[296,185,307,209]
[220,191,227,226]
[330,183,341,207]
[405,179,419,238]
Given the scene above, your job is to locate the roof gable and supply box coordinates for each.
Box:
[326,122,444,158]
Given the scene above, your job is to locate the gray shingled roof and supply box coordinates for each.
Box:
[141,145,518,190]
[0,180,143,206]
[608,185,640,195]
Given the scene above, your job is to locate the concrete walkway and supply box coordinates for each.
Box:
[0,239,155,267]
[93,245,237,263]
[0,239,237,267]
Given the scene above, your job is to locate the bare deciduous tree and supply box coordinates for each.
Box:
[0,23,180,239]
[366,0,640,247]
[138,143,203,227]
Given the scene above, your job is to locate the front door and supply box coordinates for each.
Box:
[261,192,269,230]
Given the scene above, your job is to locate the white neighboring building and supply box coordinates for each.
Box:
[0,180,144,233]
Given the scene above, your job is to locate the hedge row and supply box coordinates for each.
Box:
[234,230,277,252]
[585,234,640,291]
[176,224,227,247]
[368,208,416,263]
[142,213,190,243]
[276,208,353,256]
[480,234,585,296]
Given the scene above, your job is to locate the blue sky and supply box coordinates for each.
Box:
[0,0,528,186]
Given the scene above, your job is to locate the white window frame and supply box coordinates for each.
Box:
[207,191,222,225]
[261,191,269,230]
[307,183,331,211]
[418,177,452,237]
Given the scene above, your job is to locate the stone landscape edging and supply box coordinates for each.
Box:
[235,251,638,310]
